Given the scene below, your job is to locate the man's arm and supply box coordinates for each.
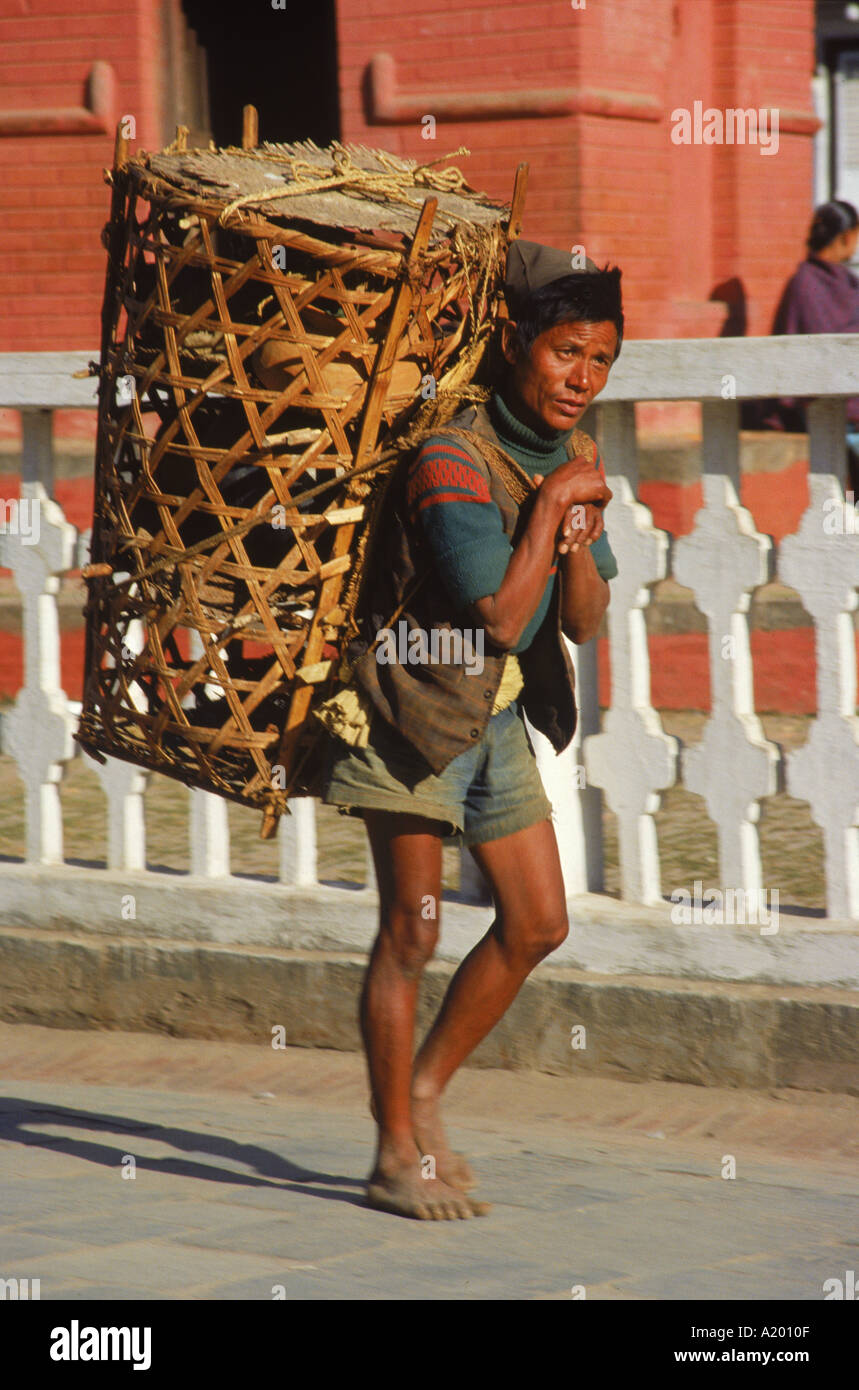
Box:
[558,543,610,644]
[471,456,611,648]
[469,490,564,648]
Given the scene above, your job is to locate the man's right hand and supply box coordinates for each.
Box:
[534,454,612,510]
[533,456,613,551]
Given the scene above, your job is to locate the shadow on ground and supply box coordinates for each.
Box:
[0,1097,365,1207]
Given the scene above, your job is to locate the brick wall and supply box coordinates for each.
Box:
[710,0,819,337]
[0,0,167,353]
[0,0,819,352]
[336,0,818,339]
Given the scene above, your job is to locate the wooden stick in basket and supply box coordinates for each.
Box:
[259,196,439,840]
[242,105,258,150]
[508,163,529,241]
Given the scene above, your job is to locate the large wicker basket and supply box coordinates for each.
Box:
[75,115,527,836]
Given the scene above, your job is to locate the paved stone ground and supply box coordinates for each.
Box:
[0,1023,857,1301]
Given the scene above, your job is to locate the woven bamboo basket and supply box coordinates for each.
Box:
[75,113,528,837]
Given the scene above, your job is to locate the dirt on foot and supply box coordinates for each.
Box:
[411,1091,477,1192]
[367,1162,490,1220]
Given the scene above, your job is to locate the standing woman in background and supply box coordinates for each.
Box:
[766,200,859,484]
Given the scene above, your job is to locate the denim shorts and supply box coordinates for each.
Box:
[319,698,553,847]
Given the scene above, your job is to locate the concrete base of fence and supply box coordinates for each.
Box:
[0,926,857,1095]
[2,864,858,987]
[2,864,857,1093]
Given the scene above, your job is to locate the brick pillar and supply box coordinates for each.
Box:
[710,0,818,338]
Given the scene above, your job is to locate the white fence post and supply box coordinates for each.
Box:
[1,409,78,864]
[278,796,318,887]
[583,473,678,904]
[779,474,859,918]
[673,401,779,894]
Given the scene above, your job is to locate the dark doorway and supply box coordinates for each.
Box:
[178,0,340,149]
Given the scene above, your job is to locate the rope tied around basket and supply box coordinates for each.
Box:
[216,145,474,226]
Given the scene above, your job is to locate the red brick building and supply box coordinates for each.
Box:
[0,0,827,353]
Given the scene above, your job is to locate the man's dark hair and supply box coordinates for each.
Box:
[508,268,624,360]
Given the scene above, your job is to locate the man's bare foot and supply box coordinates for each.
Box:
[367,1155,490,1220]
[410,1091,476,1193]
[367,1091,478,1192]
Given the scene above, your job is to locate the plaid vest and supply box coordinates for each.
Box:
[347,401,590,774]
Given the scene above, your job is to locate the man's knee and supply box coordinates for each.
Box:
[529,911,569,961]
[383,903,440,976]
[503,909,569,966]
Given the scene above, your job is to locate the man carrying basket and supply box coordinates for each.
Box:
[318,241,623,1220]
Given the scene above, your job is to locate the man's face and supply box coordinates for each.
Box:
[502,318,619,433]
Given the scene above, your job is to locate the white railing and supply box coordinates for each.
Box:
[1,340,858,924]
[593,335,859,918]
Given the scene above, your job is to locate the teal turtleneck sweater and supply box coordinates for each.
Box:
[407,390,617,652]
[490,390,579,474]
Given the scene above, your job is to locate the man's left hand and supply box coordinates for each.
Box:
[558,500,606,554]
[532,474,610,555]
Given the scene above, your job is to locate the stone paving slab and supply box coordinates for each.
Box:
[0,1024,857,1301]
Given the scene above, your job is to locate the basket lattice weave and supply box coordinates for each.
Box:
[76,131,521,834]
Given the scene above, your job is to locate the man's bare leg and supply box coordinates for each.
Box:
[361,810,490,1219]
[410,817,567,1184]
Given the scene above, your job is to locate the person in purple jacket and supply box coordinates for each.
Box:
[763,201,859,479]
[774,200,859,341]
